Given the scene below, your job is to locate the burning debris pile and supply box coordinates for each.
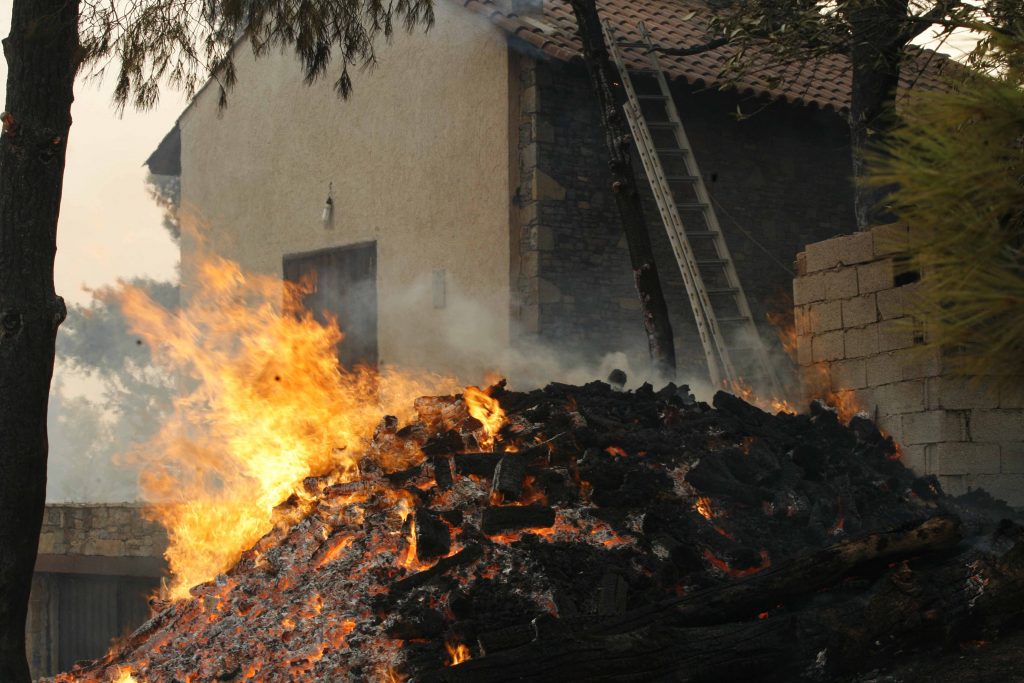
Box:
[54,380,1024,683]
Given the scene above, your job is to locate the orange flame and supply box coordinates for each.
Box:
[446,642,472,666]
[695,496,713,520]
[119,252,455,599]
[463,386,505,449]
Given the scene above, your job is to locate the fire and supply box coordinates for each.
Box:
[119,252,456,599]
[109,668,139,683]
[605,446,628,457]
[463,385,505,448]
[445,642,472,666]
[702,548,771,578]
[695,496,713,520]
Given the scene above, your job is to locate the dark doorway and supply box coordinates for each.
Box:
[283,242,379,368]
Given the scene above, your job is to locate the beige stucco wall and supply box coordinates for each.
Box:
[177,1,512,376]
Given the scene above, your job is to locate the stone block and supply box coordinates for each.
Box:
[812,330,845,363]
[898,347,942,380]
[875,379,927,414]
[37,531,64,554]
[823,267,858,300]
[875,287,903,320]
[793,273,826,306]
[972,410,1024,442]
[857,259,893,294]
[842,293,877,328]
[871,222,910,257]
[532,169,565,200]
[875,411,901,439]
[878,319,915,352]
[794,251,807,277]
[809,300,842,333]
[844,324,879,359]
[794,305,811,336]
[84,538,126,557]
[901,409,966,444]
[931,442,1001,475]
[1000,384,1024,409]
[537,278,561,304]
[804,232,874,273]
[830,358,867,391]
[536,225,554,251]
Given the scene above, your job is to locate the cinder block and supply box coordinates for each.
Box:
[1000,441,1024,473]
[965,474,1024,507]
[1000,384,1024,409]
[823,267,858,300]
[928,376,998,411]
[902,409,966,444]
[793,273,826,305]
[830,358,867,391]
[898,347,942,381]
[812,330,844,362]
[972,410,1024,442]
[842,293,877,328]
[796,334,813,366]
[866,352,901,386]
[857,259,893,294]
[875,287,904,320]
[875,411,901,439]
[844,324,879,359]
[900,443,927,473]
[937,474,968,497]
[805,232,874,273]
[878,319,915,352]
[800,365,831,397]
[794,305,812,336]
[794,251,808,276]
[809,300,842,333]
[932,442,1001,475]
[871,222,910,257]
[875,379,927,414]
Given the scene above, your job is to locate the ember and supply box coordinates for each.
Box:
[49,378,1024,682]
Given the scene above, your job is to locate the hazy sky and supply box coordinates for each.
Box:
[0,5,181,307]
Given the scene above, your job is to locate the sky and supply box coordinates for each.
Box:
[0,5,182,308]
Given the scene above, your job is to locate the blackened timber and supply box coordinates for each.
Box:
[388,545,483,599]
[491,455,527,500]
[431,454,453,490]
[481,505,556,535]
[597,572,628,616]
[454,452,500,478]
[414,509,451,561]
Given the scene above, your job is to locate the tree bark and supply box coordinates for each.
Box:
[0,1,77,680]
[568,0,677,379]
[845,0,910,229]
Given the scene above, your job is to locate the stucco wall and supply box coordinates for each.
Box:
[517,59,857,381]
[793,224,1024,507]
[178,0,512,376]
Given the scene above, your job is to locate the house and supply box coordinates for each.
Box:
[145,0,951,385]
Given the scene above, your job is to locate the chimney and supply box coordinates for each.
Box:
[510,0,543,16]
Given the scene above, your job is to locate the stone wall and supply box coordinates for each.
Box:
[793,224,1024,507]
[28,505,167,679]
[518,57,858,379]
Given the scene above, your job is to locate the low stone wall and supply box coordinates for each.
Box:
[28,504,167,679]
[793,224,1024,507]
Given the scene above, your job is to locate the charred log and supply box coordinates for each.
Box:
[481,506,556,536]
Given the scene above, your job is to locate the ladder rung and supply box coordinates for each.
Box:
[716,316,751,324]
[683,231,720,238]
[677,202,710,210]
[627,68,659,75]
[646,121,676,129]
[636,94,667,100]
[696,258,728,266]
[706,287,739,295]
[655,148,691,156]
[664,175,700,182]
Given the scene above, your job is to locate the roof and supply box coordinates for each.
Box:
[462,0,957,112]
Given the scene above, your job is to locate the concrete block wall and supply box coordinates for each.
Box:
[794,224,1024,507]
[37,503,167,559]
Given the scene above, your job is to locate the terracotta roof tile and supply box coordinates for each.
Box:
[462,0,957,112]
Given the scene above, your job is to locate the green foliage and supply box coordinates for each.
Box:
[79,0,436,111]
[871,31,1024,392]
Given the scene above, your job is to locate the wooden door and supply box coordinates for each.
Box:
[283,242,378,368]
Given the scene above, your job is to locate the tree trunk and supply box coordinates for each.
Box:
[846,0,910,229]
[0,1,77,680]
[568,0,677,379]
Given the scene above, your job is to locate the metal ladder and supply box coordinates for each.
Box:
[601,20,782,395]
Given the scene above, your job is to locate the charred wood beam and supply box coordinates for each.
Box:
[388,545,483,599]
[481,505,556,536]
[454,452,500,478]
[492,455,527,501]
[415,509,451,561]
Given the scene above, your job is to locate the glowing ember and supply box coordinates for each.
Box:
[109,668,138,683]
[605,446,628,457]
[695,496,713,520]
[702,548,771,578]
[120,251,456,599]
[463,385,505,449]
[445,642,472,666]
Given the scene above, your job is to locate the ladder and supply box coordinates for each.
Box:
[602,20,782,396]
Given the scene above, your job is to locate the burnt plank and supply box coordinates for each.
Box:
[491,455,527,501]
[415,509,451,561]
[481,505,556,535]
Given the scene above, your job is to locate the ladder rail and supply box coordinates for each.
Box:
[636,22,782,394]
[603,20,783,396]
